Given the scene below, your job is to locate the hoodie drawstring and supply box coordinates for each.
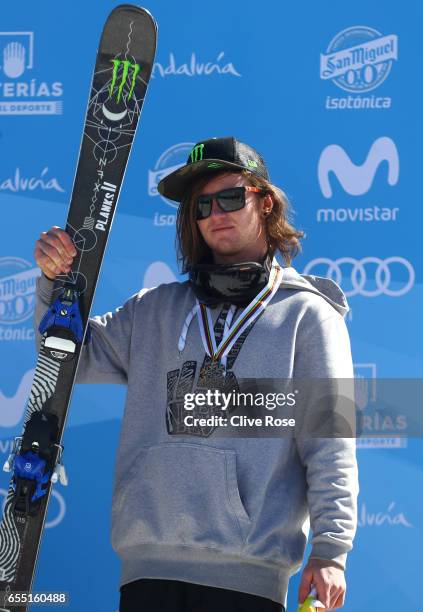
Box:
[178,303,198,353]
[178,303,237,368]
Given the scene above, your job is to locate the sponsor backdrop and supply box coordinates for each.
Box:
[0,1,421,610]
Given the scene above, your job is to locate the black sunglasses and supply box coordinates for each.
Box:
[196,186,266,220]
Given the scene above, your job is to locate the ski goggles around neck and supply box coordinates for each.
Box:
[195,186,266,220]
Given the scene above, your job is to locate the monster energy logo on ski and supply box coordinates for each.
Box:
[190,143,204,163]
[109,59,140,103]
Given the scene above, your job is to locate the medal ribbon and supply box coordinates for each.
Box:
[196,261,283,362]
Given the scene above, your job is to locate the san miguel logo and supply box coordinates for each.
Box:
[321,27,398,110]
[0,257,40,342]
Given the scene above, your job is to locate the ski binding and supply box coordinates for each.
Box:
[3,411,67,517]
[38,286,86,361]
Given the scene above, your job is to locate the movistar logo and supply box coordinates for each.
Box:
[189,143,204,163]
[109,59,140,103]
[247,159,258,168]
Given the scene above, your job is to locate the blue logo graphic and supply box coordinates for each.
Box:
[320,26,398,93]
[0,257,40,325]
[0,31,63,115]
[0,31,33,79]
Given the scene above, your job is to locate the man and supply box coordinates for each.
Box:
[34,137,359,612]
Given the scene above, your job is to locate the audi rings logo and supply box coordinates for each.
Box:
[303,257,414,297]
[0,487,66,528]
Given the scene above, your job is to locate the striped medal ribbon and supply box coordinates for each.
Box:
[196,261,283,363]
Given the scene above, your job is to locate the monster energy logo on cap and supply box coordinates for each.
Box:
[189,143,204,163]
[157,137,271,203]
[247,159,258,168]
[109,59,140,103]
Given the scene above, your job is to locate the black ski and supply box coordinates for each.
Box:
[0,5,157,610]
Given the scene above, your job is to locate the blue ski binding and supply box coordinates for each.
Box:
[38,286,90,361]
[3,410,68,517]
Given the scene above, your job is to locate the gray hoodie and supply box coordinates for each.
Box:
[34,263,359,608]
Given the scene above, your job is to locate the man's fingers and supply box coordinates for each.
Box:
[37,242,69,270]
[39,232,66,260]
[313,578,331,609]
[41,230,71,259]
[330,588,345,610]
[37,244,71,274]
[300,560,346,611]
[34,227,76,280]
[41,228,76,259]
[51,226,77,255]
[298,573,312,605]
[38,254,61,279]
[38,252,62,276]
[318,586,344,611]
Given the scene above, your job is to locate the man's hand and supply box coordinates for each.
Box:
[298,558,346,610]
[34,226,77,280]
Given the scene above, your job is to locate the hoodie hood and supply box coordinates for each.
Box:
[279,266,349,318]
[177,262,349,361]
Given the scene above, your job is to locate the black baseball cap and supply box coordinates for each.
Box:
[157,136,270,202]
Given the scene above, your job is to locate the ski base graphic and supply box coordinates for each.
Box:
[0,5,157,610]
